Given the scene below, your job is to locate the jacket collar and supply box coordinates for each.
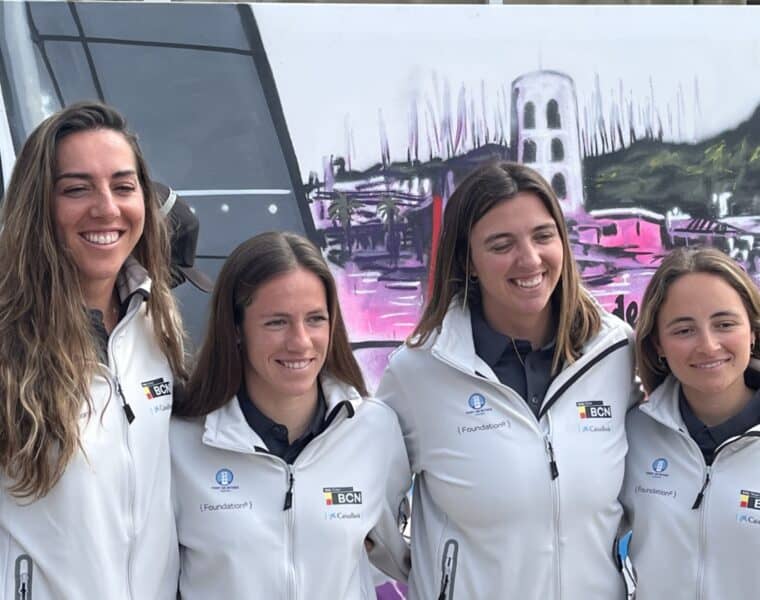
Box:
[201,372,362,454]
[640,359,760,437]
[430,299,496,379]
[429,298,629,379]
[116,256,151,305]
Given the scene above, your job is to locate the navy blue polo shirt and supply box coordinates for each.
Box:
[679,383,760,465]
[470,304,555,418]
[238,383,327,464]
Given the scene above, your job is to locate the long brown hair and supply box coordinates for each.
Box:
[176,231,366,417]
[636,246,760,394]
[410,161,600,372]
[0,102,186,499]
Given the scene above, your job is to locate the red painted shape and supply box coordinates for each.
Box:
[428,194,443,297]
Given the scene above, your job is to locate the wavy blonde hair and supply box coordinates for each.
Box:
[0,102,186,499]
[410,161,600,373]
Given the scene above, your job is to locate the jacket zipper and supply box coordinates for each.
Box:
[108,302,141,600]
[437,539,459,600]
[284,464,297,600]
[15,554,32,600]
[694,464,711,600]
[116,373,136,600]
[545,415,562,600]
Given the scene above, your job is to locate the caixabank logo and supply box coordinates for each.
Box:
[323,486,363,506]
[142,377,171,400]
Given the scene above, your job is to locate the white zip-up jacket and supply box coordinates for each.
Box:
[170,375,411,600]
[376,301,637,600]
[621,373,760,600]
[1,259,178,600]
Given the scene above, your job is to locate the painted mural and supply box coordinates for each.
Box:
[1,2,760,597]
[3,3,760,395]
[254,4,760,390]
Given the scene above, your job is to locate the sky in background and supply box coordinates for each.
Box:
[255,4,760,178]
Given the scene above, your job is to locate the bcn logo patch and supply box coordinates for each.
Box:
[323,486,363,506]
[740,490,760,510]
[576,401,612,419]
[141,377,171,400]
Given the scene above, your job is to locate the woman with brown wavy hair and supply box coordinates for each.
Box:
[376,161,638,599]
[0,102,186,599]
[171,232,411,599]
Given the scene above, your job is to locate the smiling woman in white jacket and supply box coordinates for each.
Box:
[171,232,411,600]
[622,247,760,599]
[376,161,638,600]
[0,102,186,599]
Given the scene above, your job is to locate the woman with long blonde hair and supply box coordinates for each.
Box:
[0,102,185,599]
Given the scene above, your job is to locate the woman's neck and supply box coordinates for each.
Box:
[83,280,120,333]
[481,303,555,350]
[244,376,319,443]
[682,380,754,427]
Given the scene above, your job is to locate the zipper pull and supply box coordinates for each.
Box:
[115,378,135,424]
[283,472,295,511]
[17,554,31,600]
[437,575,449,600]
[545,437,559,480]
[692,467,711,509]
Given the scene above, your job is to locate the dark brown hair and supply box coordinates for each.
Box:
[176,231,366,417]
[410,160,600,372]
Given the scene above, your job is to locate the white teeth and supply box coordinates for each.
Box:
[279,359,311,370]
[82,231,119,245]
[514,274,543,288]
[694,359,727,370]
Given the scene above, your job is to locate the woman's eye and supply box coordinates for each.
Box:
[308,315,328,325]
[63,186,88,196]
[490,244,512,253]
[265,319,287,327]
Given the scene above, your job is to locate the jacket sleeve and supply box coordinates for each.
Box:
[365,406,412,582]
[375,355,421,474]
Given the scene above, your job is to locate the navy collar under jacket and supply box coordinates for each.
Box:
[640,360,760,443]
[237,382,327,464]
[678,378,760,463]
[201,374,360,456]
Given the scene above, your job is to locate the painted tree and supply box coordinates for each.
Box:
[377,194,402,268]
[328,192,362,257]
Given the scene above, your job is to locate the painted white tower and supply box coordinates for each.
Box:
[511,70,584,212]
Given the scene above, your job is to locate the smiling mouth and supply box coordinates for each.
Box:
[81,231,122,245]
[276,359,314,370]
[512,274,544,289]
[691,358,730,370]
